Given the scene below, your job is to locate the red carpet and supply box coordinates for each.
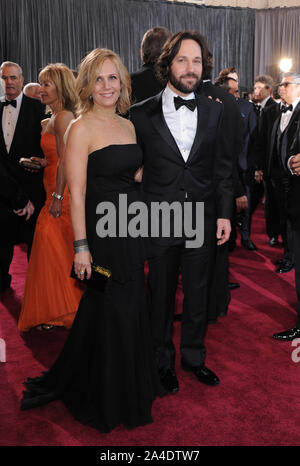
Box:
[1,205,300,447]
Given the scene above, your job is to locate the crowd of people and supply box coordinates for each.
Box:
[1,26,300,433]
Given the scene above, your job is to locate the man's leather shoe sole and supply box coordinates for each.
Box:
[276,262,294,273]
[160,369,179,393]
[181,362,220,386]
[269,237,279,247]
[228,282,240,290]
[273,327,300,341]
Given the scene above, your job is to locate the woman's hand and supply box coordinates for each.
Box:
[74,250,92,280]
[49,198,62,218]
[134,166,143,183]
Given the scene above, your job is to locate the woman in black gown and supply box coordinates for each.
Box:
[21,48,164,433]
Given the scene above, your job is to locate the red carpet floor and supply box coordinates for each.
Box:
[1,205,300,447]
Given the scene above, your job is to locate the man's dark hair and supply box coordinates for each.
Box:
[254,74,274,90]
[155,30,212,86]
[214,76,237,92]
[141,27,172,66]
[218,67,238,80]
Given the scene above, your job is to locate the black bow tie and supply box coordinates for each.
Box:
[281,104,293,113]
[174,96,197,111]
[3,99,17,108]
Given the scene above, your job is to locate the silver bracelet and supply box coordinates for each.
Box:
[73,239,88,248]
[74,245,90,254]
[52,192,64,201]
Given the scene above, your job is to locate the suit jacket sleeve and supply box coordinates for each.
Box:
[213,103,233,219]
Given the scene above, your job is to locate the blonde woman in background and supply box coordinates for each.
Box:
[18,63,84,332]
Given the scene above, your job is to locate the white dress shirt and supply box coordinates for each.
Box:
[280,97,300,133]
[2,92,23,153]
[162,84,197,162]
[283,97,300,174]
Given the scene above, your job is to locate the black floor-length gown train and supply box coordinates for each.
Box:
[21,144,165,433]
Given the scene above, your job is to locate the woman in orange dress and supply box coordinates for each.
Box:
[18,64,84,332]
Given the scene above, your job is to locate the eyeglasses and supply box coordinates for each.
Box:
[279,82,298,88]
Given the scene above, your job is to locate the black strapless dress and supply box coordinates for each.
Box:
[20,144,165,433]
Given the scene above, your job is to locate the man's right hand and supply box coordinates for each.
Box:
[289,154,300,175]
[13,200,35,220]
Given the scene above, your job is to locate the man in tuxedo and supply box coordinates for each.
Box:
[216,72,261,252]
[198,68,243,320]
[253,75,276,115]
[270,72,300,341]
[255,87,295,274]
[0,61,45,291]
[131,31,233,392]
[131,27,171,104]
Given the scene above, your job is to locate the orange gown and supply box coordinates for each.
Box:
[18,132,84,331]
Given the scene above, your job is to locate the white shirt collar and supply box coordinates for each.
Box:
[260,95,271,109]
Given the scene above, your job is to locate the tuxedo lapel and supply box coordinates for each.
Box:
[281,102,300,166]
[268,112,281,175]
[9,93,28,155]
[148,92,182,159]
[0,102,8,156]
[187,95,209,163]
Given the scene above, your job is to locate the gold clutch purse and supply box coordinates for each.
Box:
[71,263,112,291]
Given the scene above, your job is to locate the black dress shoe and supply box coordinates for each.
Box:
[181,362,220,386]
[269,237,279,247]
[159,369,179,393]
[228,282,240,290]
[241,238,258,251]
[273,327,300,341]
[276,261,294,273]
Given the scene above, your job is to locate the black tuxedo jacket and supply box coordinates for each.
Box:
[0,94,46,209]
[236,98,257,170]
[130,65,164,105]
[130,91,233,237]
[198,81,244,199]
[285,116,300,218]
[267,101,300,180]
[255,101,281,175]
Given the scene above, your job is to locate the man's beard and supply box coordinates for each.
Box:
[169,71,201,94]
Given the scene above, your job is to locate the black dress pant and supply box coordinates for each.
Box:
[0,208,39,290]
[271,178,294,264]
[291,217,300,328]
[264,179,281,240]
[147,239,212,372]
[239,168,264,240]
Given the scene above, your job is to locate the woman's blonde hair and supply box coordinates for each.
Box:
[76,48,131,115]
[39,63,79,114]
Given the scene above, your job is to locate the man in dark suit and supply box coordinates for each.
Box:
[131,31,233,392]
[255,90,295,273]
[270,72,300,341]
[214,75,259,251]
[0,61,45,291]
[253,75,276,116]
[131,27,171,104]
[198,68,244,320]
